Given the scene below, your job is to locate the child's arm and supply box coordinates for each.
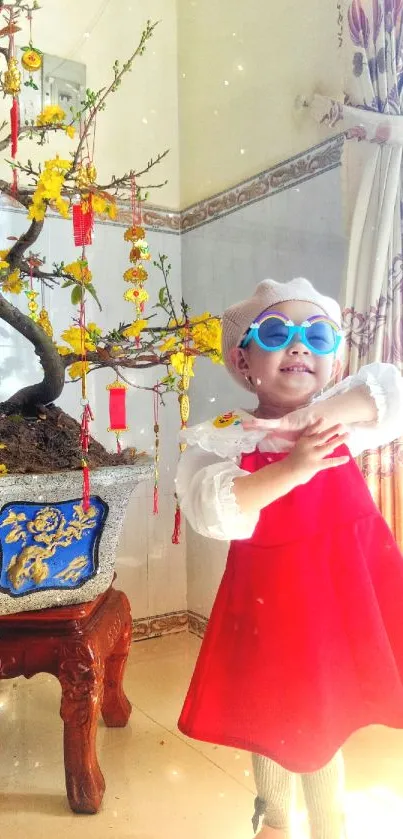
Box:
[176,445,261,540]
[177,421,348,534]
[313,384,376,425]
[244,363,403,456]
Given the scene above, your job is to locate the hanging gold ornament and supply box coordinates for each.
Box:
[21,43,43,90]
[21,45,43,73]
[2,56,21,96]
[25,289,39,321]
[38,307,53,337]
[179,390,190,425]
[178,374,190,454]
[76,163,97,191]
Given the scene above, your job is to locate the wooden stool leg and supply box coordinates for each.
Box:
[59,642,106,814]
[102,591,132,727]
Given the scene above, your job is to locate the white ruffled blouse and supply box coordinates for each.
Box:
[175,363,403,543]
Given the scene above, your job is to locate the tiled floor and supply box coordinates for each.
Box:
[1,632,403,837]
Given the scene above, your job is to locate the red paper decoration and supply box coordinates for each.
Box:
[73,201,94,246]
[107,379,128,452]
[10,97,19,192]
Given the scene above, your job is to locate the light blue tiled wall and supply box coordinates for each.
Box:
[181,167,347,617]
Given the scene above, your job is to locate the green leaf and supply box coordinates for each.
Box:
[86,283,102,311]
[71,285,83,305]
[61,280,74,288]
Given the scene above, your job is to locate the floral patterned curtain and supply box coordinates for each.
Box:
[311,0,403,546]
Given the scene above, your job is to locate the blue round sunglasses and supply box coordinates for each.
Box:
[239,310,343,356]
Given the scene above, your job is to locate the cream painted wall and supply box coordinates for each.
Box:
[0,2,342,210]
[0,0,179,207]
[177,0,343,207]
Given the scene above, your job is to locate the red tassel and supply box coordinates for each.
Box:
[153,485,159,515]
[73,202,93,246]
[10,98,19,194]
[10,98,19,158]
[82,459,90,512]
[172,502,181,544]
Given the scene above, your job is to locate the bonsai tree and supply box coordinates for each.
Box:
[0,7,222,475]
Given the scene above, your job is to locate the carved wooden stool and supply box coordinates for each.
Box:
[0,586,132,814]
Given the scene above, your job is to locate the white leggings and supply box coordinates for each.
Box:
[252,751,346,838]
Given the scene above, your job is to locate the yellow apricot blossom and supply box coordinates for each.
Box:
[64,260,92,285]
[122,319,148,339]
[91,194,117,220]
[59,322,101,354]
[2,269,24,294]
[28,157,72,222]
[68,361,90,380]
[36,104,66,125]
[191,315,222,361]
[170,352,195,378]
[159,335,178,353]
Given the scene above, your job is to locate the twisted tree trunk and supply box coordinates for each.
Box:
[0,288,65,415]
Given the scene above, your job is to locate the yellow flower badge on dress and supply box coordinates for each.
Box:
[212,412,242,429]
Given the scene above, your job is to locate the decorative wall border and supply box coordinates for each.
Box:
[0,135,343,237]
[132,609,188,641]
[132,608,208,642]
[179,133,343,234]
[187,610,208,638]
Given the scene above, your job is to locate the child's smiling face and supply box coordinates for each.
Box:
[232,300,340,414]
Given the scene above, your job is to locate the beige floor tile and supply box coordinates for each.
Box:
[1,631,403,838]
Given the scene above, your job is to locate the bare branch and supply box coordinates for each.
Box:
[7,218,44,269]
[71,21,160,175]
[0,123,72,154]
[0,179,32,208]
[59,350,170,371]
[19,262,60,287]
[95,149,170,192]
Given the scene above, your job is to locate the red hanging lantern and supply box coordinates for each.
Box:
[107,378,128,452]
[73,198,94,246]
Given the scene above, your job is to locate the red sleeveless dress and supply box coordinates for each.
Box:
[178,446,403,772]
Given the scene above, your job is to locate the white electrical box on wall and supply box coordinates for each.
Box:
[17,50,86,125]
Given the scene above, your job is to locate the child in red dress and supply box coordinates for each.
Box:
[176,279,403,839]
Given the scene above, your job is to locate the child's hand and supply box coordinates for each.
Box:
[286,418,350,485]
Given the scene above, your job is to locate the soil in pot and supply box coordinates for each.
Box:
[0,404,142,474]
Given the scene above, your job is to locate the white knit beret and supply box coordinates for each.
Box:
[222,278,342,392]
